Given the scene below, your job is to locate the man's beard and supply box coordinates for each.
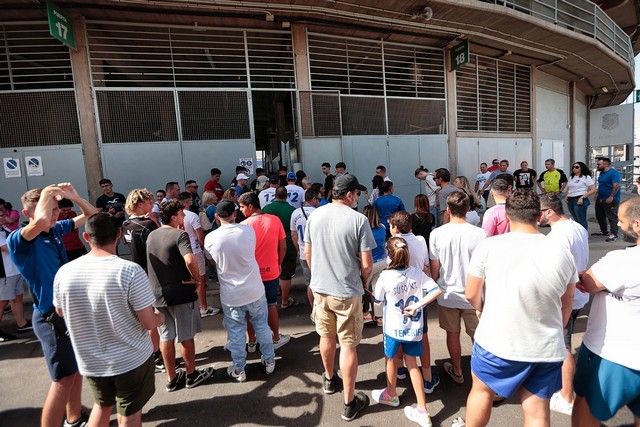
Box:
[620,226,638,243]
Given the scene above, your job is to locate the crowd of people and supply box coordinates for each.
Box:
[0,156,638,427]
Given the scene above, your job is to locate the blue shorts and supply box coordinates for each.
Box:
[263,278,279,305]
[32,308,79,381]
[384,334,423,358]
[574,344,640,420]
[471,343,562,399]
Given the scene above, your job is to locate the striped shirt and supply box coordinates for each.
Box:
[53,254,155,377]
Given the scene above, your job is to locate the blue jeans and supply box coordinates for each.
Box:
[222,295,275,371]
[430,206,440,228]
[567,197,590,231]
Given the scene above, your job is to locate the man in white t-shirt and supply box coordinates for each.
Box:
[290,188,320,305]
[204,200,276,383]
[414,167,439,227]
[178,192,219,318]
[285,172,305,209]
[572,197,640,426]
[538,193,589,416]
[474,163,492,205]
[258,175,279,209]
[429,192,485,388]
[462,189,577,426]
[53,213,165,424]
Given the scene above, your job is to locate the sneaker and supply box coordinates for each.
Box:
[397,366,409,380]
[186,367,214,389]
[154,351,165,373]
[549,391,574,416]
[451,416,466,427]
[605,234,618,242]
[0,330,16,342]
[444,361,464,384]
[423,373,440,394]
[3,305,11,314]
[247,341,258,353]
[341,391,369,421]
[165,369,186,392]
[261,357,276,374]
[371,388,400,407]
[322,372,339,394]
[16,320,32,333]
[404,405,432,427]
[273,334,291,350]
[63,411,89,427]
[200,306,221,318]
[227,365,247,382]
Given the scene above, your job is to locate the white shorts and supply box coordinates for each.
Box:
[194,252,206,277]
[0,275,25,301]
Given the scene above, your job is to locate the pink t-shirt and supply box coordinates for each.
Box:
[4,209,19,232]
[242,213,285,281]
[481,204,510,237]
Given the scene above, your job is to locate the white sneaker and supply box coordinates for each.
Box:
[273,334,291,350]
[200,306,221,318]
[403,405,432,427]
[261,357,276,374]
[227,365,246,382]
[550,391,574,416]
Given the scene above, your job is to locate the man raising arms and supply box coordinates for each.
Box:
[8,183,97,427]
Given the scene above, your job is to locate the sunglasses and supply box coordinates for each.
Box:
[572,165,580,169]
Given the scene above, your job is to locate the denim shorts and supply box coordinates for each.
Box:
[32,308,79,381]
[471,343,562,399]
[384,334,423,358]
[263,278,279,305]
[574,344,640,420]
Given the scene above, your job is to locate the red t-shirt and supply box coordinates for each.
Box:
[203,178,224,202]
[57,209,85,251]
[242,213,285,281]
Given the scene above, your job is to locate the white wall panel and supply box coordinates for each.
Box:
[457,138,532,181]
[536,86,570,171]
[300,137,343,184]
[182,140,256,188]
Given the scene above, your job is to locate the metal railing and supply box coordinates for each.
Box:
[479,0,635,74]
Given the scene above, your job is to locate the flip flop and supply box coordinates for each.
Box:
[281,296,299,309]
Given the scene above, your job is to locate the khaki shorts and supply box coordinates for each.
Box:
[87,356,155,416]
[194,251,206,277]
[312,293,363,347]
[438,305,479,338]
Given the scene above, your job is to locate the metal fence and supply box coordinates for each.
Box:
[479,0,635,74]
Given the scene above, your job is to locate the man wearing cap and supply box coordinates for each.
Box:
[285,172,305,209]
[259,175,279,209]
[234,174,250,198]
[251,168,268,193]
[204,200,276,382]
[304,173,375,421]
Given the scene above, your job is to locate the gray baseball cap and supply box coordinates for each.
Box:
[333,174,367,195]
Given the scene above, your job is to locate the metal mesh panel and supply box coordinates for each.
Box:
[456,57,478,131]
[0,91,80,147]
[498,62,515,132]
[88,24,174,87]
[96,90,178,143]
[246,31,295,89]
[178,91,250,140]
[171,29,247,88]
[340,96,386,135]
[384,44,445,99]
[457,54,531,133]
[1,23,73,90]
[309,34,384,96]
[387,98,446,135]
[299,91,341,137]
[515,65,531,132]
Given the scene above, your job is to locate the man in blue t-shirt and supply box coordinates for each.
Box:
[373,181,405,234]
[594,157,622,242]
[7,183,97,427]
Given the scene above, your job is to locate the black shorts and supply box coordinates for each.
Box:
[280,252,297,280]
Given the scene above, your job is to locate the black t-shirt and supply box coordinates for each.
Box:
[513,169,537,189]
[95,192,126,227]
[146,227,196,306]
[121,216,158,272]
[189,193,201,214]
[411,212,434,248]
[324,174,335,199]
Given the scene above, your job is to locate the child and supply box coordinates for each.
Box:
[372,237,442,427]
[57,198,88,261]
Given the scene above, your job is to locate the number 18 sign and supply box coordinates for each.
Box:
[47,1,76,49]
[450,39,469,71]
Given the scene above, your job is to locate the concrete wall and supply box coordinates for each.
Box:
[536,71,571,172]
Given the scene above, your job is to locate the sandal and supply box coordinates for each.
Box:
[444,361,464,384]
[281,296,299,309]
[374,317,383,327]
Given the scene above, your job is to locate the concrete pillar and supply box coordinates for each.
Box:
[531,65,539,169]
[569,81,576,163]
[70,16,102,201]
